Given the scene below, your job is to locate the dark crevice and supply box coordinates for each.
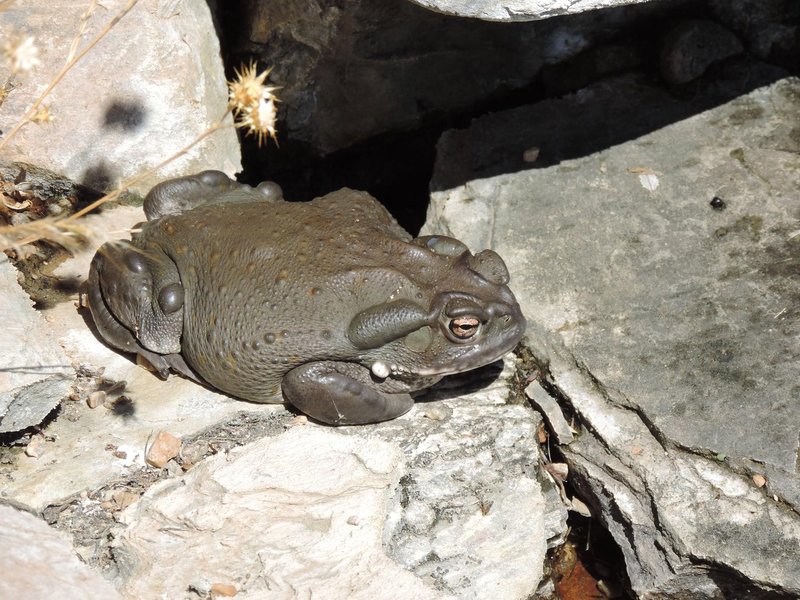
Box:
[211,0,798,236]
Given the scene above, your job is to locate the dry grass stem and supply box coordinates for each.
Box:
[0,217,88,255]
[0,0,139,153]
[67,0,99,64]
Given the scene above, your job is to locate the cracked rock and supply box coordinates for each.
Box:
[427,69,800,597]
[0,504,122,599]
[0,257,73,434]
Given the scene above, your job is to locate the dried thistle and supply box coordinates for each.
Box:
[227,62,279,146]
[3,35,39,73]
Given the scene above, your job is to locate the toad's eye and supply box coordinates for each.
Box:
[449,316,480,339]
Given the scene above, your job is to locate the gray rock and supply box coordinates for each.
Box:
[407,0,656,22]
[709,0,800,64]
[114,426,450,599]
[0,0,240,195]
[659,19,743,85]
[374,362,556,598]
[0,257,72,434]
[0,504,123,599]
[525,381,574,444]
[114,393,555,600]
[233,0,686,156]
[426,74,800,597]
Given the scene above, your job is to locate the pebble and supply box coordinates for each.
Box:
[87,390,106,408]
[210,582,237,597]
[24,434,46,458]
[145,431,182,468]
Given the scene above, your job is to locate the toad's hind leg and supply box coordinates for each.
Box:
[144,170,283,220]
[282,362,414,425]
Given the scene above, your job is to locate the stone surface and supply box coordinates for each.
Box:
[709,0,800,67]
[426,73,800,597]
[0,0,240,194]
[0,257,72,433]
[114,426,448,600]
[231,0,684,157]
[373,363,556,598]
[113,384,553,600]
[0,504,123,599]
[659,19,744,85]
[407,0,655,22]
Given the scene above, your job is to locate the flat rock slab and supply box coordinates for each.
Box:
[114,426,448,600]
[426,75,800,595]
[0,504,122,599]
[0,0,240,193]
[0,257,72,433]
[428,75,800,492]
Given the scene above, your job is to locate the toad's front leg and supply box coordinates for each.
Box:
[87,239,200,381]
[282,361,415,425]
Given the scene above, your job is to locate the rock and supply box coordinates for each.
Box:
[430,63,787,191]
[372,362,559,597]
[110,359,559,599]
[659,19,743,85]
[144,431,181,469]
[0,0,240,195]
[406,0,655,22]
[87,390,105,409]
[426,72,800,597]
[0,504,123,599]
[525,381,574,445]
[230,0,682,157]
[0,257,73,434]
[709,0,800,67]
[114,426,450,599]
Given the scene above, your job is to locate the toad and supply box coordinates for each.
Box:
[88,171,526,424]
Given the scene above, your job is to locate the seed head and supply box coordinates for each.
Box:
[4,35,39,74]
[31,104,54,124]
[227,62,279,146]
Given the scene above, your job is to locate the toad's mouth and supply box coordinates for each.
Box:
[388,311,527,379]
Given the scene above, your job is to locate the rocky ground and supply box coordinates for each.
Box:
[2,0,799,599]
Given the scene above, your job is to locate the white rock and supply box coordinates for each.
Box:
[0,504,122,599]
[0,0,240,194]
[0,257,72,433]
[113,426,451,600]
[407,0,654,22]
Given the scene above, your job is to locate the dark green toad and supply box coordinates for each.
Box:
[88,171,526,424]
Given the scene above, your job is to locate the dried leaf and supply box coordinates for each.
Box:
[638,172,660,191]
[569,496,592,517]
